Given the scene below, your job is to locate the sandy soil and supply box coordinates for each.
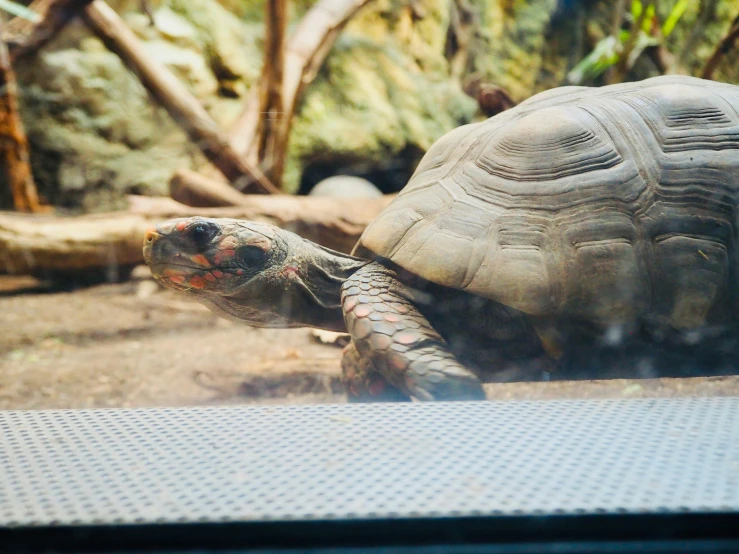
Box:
[2,269,738,410]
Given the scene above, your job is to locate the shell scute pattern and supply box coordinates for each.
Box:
[633,84,739,153]
[474,107,623,183]
[358,76,739,325]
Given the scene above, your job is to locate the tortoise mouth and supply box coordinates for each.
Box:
[148,262,231,292]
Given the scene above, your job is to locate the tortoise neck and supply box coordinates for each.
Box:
[286,238,369,331]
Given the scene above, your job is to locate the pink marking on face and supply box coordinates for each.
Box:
[236,269,244,276]
[176,220,187,232]
[384,313,402,323]
[282,265,299,280]
[189,275,206,289]
[190,254,211,267]
[213,270,224,279]
[204,273,216,283]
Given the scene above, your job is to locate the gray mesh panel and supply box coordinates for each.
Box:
[1,398,738,526]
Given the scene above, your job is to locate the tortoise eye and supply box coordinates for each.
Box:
[237,245,268,269]
[187,221,219,247]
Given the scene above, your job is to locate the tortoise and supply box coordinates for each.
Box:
[144,75,739,402]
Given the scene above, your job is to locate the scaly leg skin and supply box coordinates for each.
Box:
[340,342,412,402]
[341,262,486,401]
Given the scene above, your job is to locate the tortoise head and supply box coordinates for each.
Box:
[143,217,366,331]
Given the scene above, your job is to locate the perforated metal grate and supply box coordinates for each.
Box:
[1,398,738,527]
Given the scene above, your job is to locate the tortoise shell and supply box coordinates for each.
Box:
[356,76,739,329]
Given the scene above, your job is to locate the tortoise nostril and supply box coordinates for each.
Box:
[145,229,159,243]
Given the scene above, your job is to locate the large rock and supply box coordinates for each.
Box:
[13,0,475,207]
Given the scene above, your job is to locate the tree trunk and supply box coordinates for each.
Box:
[228,0,374,175]
[0,194,395,276]
[701,15,739,80]
[256,0,288,188]
[0,29,42,213]
[81,0,279,194]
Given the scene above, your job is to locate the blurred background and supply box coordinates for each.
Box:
[1,0,738,410]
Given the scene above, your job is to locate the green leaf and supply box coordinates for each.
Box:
[641,3,656,33]
[631,0,643,21]
[566,36,621,85]
[0,0,41,21]
[662,0,689,37]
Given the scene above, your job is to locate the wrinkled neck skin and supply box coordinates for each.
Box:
[196,233,368,332]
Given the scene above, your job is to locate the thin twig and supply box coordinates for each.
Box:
[701,14,739,80]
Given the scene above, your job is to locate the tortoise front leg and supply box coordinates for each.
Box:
[340,342,412,402]
[341,262,486,401]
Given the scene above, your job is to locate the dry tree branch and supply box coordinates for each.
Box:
[228,0,374,190]
[701,14,739,80]
[0,193,395,276]
[255,0,288,188]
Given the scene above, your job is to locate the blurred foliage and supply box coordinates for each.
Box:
[566,0,689,84]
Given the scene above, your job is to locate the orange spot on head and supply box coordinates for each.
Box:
[204,273,216,282]
[168,275,185,284]
[236,269,244,276]
[189,275,206,289]
[176,220,187,232]
[213,270,224,279]
[190,254,211,267]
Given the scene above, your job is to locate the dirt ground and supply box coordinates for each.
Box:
[2,269,739,410]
